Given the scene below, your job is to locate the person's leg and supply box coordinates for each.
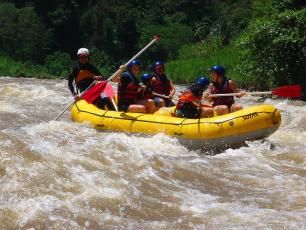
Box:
[201,108,214,117]
[231,103,243,112]
[137,99,156,114]
[127,104,146,113]
[92,97,106,110]
[165,99,175,107]
[102,97,115,111]
[153,97,165,108]
[214,105,229,116]
[155,107,173,116]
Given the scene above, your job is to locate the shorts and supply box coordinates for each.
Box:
[153,97,175,107]
[118,101,133,112]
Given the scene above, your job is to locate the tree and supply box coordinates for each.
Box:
[0,3,51,63]
[236,2,306,93]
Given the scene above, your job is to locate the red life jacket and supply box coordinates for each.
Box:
[140,86,153,99]
[118,72,139,103]
[176,89,202,110]
[153,74,171,96]
[211,78,235,107]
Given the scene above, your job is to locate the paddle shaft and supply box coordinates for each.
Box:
[54,81,96,121]
[108,36,159,82]
[153,92,170,99]
[209,92,271,97]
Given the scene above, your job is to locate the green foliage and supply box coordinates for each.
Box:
[89,49,113,77]
[166,43,239,84]
[44,52,73,77]
[236,3,306,91]
[140,22,193,64]
[0,55,53,78]
[0,3,51,63]
[273,0,306,11]
[177,39,223,60]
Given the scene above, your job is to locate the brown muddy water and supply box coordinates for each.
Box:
[0,77,305,229]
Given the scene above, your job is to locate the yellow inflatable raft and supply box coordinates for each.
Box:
[71,100,281,149]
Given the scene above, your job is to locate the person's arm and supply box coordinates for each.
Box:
[90,64,104,81]
[229,80,245,98]
[117,74,131,89]
[204,83,214,102]
[67,68,77,96]
[169,79,176,99]
[112,65,125,83]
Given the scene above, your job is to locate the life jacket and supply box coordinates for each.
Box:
[117,71,139,103]
[140,85,153,99]
[211,77,235,107]
[76,69,95,84]
[153,74,171,96]
[176,88,202,110]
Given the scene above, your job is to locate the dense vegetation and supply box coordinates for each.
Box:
[0,0,305,96]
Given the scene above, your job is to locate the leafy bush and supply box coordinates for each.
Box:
[90,49,113,77]
[236,4,306,92]
[0,55,52,78]
[166,43,239,84]
[0,3,51,63]
[45,52,73,77]
[140,22,193,64]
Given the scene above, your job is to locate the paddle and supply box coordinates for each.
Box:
[54,35,160,120]
[54,81,96,121]
[153,92,170,99]
[104,83,118,111]
[209,85,301,98]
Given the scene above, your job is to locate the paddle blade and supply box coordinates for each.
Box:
[272,85,301,98]
[103,83,115,99]
[81,81,107,103]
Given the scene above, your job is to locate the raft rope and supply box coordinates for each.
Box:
[74,103,278,127]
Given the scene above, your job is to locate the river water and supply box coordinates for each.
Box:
[0,77,305,229]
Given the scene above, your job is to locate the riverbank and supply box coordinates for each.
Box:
[0,56,55,79]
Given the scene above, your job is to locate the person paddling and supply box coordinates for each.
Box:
[175,76,213,118]
[113,60,155,113]
[151,61,176,107]
[138,73,157,112]
[205,65,245,115]
[67,48,114,110]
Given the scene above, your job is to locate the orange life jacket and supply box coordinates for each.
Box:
[76,69,95,84]
[176,89,202,110]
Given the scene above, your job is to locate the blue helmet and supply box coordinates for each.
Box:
[128,59,141,69]
[141,73,152,83]
[196,76,210,88]
[151,61,164,72]
[210,65,225,76]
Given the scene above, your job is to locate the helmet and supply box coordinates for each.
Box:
[210,65,225,76]
[141,73,152,83]
[151,61,164,72]
[77,48,90,56]
[127,59,141,69]
[196,76,210,88]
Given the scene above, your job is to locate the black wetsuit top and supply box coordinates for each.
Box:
[67,63,102,95]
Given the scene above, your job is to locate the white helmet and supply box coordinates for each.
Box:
[77,48,90,56]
